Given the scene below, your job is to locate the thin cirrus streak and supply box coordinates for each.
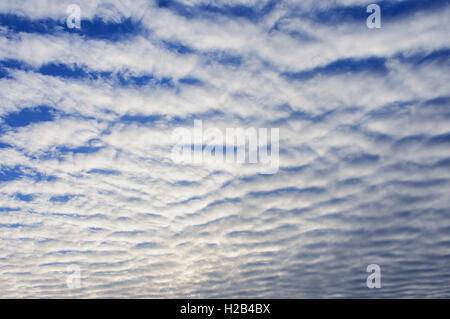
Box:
[0,0,449,298]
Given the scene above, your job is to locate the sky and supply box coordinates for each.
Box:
[0,0,449,298]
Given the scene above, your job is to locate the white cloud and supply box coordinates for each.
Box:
[0,0,449,297]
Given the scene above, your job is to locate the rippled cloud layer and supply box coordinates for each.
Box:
[0,0,449,298]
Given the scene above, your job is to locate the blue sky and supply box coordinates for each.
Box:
[0,0,449,298]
